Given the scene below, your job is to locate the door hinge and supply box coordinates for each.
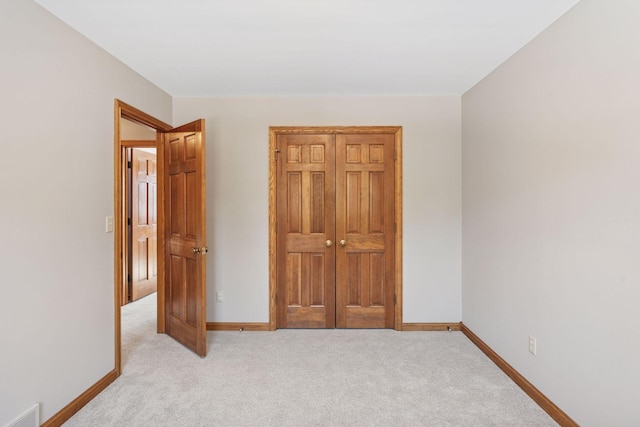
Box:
[394,222,397,233]
[127,161,132,168]
[394,150,397,160]
[274,148,281,161]
[127,273,131,283]
[393,294,397,305]
[127,217,131,226]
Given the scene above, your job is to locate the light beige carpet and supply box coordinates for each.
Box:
[64,294,557,426]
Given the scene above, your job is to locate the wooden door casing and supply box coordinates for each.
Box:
[130,149,158,302]
[271,127,401,330]
[163,120,207,356]
[276,134,336,328]
[335,134,395,328]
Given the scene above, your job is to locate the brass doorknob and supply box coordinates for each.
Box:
[192,247,208,255]
[325,240,333,247]
[339,240,346,247]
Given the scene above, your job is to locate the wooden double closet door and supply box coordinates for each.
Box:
[276,129,397,329]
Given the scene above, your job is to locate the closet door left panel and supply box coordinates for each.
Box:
[276,134,336,328]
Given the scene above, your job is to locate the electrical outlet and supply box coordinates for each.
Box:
[529,335,537,356]
[216,291,224,303]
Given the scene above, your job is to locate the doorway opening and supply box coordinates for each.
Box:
[114,100,172,375]
[114,100,209,371]
[121,122,158,305]
[268,126,403,330]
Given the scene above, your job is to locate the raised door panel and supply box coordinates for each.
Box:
[336,134,395,328]
[276,134,336,328]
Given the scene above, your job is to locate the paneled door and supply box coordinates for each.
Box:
[276,134,336,328]
[275,129,397,329]
[130,149,158,302]
[335,134,395,328]
[162,119,207,357]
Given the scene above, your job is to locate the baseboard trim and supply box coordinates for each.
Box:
[206,322,462,332]
[38,324,577,426]
[41,370,117,427]
[206,322,270,331]
[402,322,462,331]
[460,323,577,427]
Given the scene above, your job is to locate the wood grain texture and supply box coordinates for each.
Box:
[163,120,207,357]
[122,149,130,307]
[113,100,123,375]
[121,139,156,148]
[117,100,172,133]
[461,323,578,427]
[276,133,336,328]
[336,133,395,328]
[268,129,278,330]
[206,322,270,331]
[269,126,403,330]
[270,126,402,135]
[394,128,403,331]
[402,323,462,331]
[130,149,158,302]
[155,130,166,334]
[41,370,117,427]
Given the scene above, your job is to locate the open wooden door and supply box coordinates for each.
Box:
[160,119,207,357]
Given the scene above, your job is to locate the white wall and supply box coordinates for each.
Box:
[174,96,461,324]
[121,118,157,140]
[462,0,640,424]
[0,1,171,424]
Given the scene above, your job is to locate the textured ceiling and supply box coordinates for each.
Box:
[35,0,580,96]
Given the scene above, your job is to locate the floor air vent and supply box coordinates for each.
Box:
[5,404,39,427]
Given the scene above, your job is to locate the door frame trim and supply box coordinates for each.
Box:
[114,100,172,376]
[268,126,403,330]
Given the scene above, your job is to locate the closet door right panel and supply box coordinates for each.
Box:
[335,134,395,328]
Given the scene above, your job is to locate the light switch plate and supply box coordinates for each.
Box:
[529,335,537,356]
[105,216,114,233]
